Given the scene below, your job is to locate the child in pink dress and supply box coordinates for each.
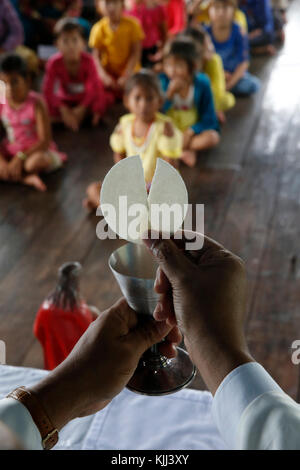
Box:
[43,18,111,132]
[0,54,67,192]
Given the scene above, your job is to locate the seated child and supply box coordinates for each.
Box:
[206,0,260,96]
[43,18,110,132]
[89,0,145,95]
[159,37,220,168]
[125,0,167,68]
[0,54,67,192]
[184,25,235,123]
[239,0,276,55]
[190,0,248,34]
[84,69,182,209]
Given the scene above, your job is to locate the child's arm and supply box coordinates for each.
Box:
[191,75,219,135]
[226,61,249,91]
[42,58,63,117]
[157,6,168,46]
[81,55,108,117]
[113,152,126,163]
[158,121,182,169]
[92,50,116,88]
[226,26,249,90]
[110,122,126,161]
[118,41,142,87]
[205,54,227,111]
[22,98,51,157]
[0,153,9,180]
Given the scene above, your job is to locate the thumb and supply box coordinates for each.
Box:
[126,318,172,356]
[142,232,193,285]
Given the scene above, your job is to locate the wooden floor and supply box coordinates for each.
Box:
[1,2,300,399]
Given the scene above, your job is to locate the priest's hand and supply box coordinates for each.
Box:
[30,298,181,430]
[143,231,254,394]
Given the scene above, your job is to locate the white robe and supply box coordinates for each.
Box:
[0,362,300,450]
[212,362,300,450]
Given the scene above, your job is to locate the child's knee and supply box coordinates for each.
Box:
[86,181,101,198]
[209,130,220,147]
[24,152,49,173]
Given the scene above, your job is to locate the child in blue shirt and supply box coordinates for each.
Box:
[206,0,260,96]
[159,36,220,167]
[239,0,276,55]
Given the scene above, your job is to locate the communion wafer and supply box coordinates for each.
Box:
[100,155,188,243]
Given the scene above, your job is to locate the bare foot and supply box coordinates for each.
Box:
[92,113,101,127]
[23,174,47,192]
[217,111,226,125]
[181,150,197,167]
[83,181,102,211]
[82,197,98,211]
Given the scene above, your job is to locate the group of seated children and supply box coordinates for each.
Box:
[0,0,288,369]
[0,0,287,200]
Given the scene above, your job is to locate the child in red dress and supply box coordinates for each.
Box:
[43,18,111,132]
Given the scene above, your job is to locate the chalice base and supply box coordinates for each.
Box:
[126,347,196,396]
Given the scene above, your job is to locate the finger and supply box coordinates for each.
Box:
[153,293,176,325]
[126,318,172,356]
[142,230,196,286]
[160,294,177,326]
[154,267,171,293]
[165,325,182,344]
[104,297,139,336]
[158,341,177,358]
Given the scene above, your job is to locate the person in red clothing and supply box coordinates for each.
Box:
[33,262,97,370]
[125,0,167,68]
[159,0,186,37]
[43,17,112,132]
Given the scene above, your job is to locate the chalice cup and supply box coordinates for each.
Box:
[109,242,196,396]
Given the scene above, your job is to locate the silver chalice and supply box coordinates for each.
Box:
[109,242,196,396]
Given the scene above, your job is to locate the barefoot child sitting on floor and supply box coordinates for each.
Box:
[84,69,183,209]
[43,18,111,132]
[0,54,67,192]
[89,0,145,97]
[159,36,220,167]
[184,24,236,124]
[206,0,260,96]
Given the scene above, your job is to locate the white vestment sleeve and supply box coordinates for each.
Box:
[212,362,283,449]
[0,398,42,450]
[237,390,300,450]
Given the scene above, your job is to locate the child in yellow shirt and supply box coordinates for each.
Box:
[89,0,145,96]
[83,69,182,209]
[184,25,235,123]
